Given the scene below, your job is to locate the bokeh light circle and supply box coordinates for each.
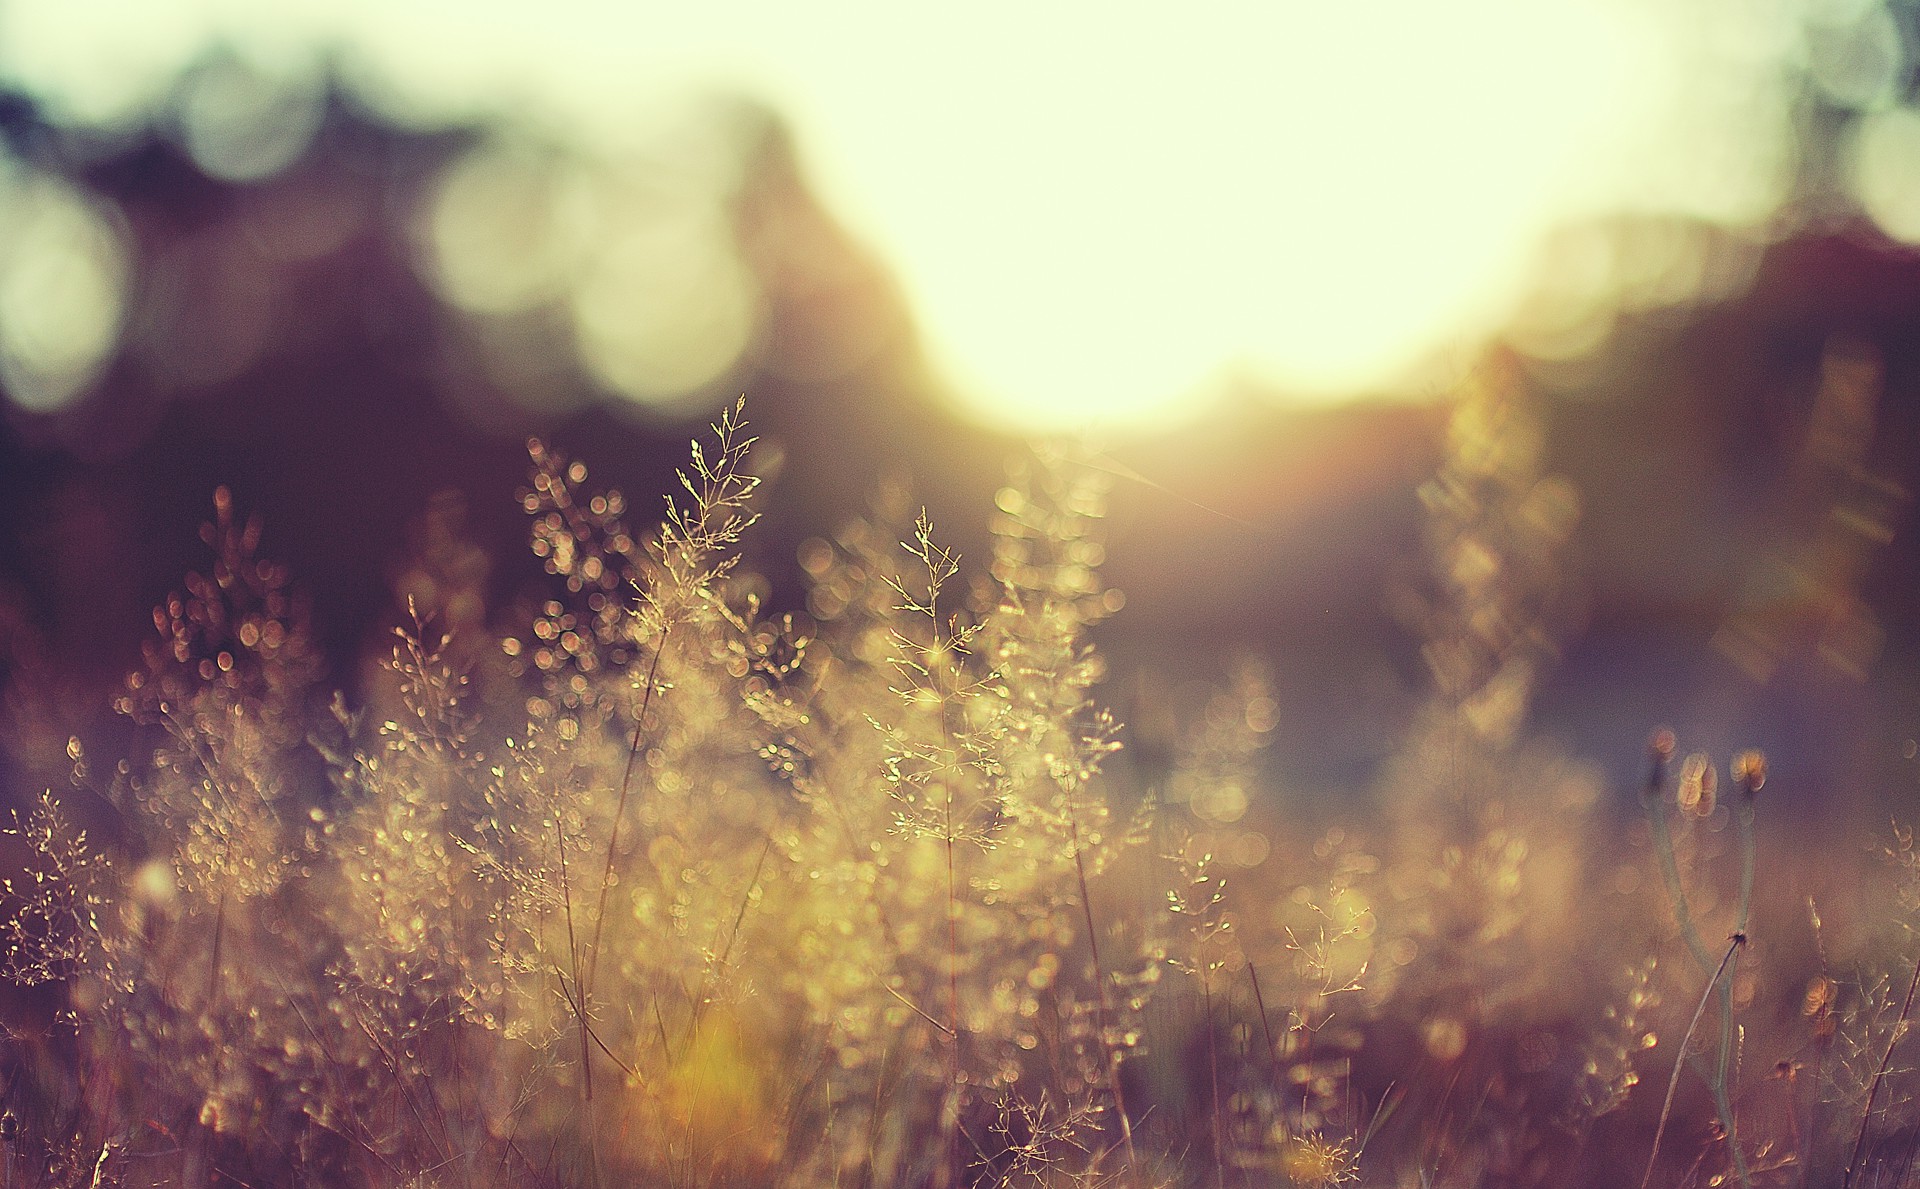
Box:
[0,160,129,413]
[1850,106,1920,244]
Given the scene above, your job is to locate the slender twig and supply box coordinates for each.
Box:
[1642,934,1745,1189]
[1844,946,1920,1188]
[265,962,396,1176]
[586,631,668,1000]
[1247,963,1281,1088]
[204,894,226,1023]
[1203,975,1224,1189]
[1712,792,1760,1189]
[1068,808,1137,1173]
[687,833,775,1042]
[870,970,955,1038]
[553,816,590,1102]
[1645,782,1715,971]
[944,777,962,1189]
[1643,738,1755,1189]
[552,966,641,1082]
[353,1010,452,1171]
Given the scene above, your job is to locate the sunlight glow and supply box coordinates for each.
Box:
[419,126,762,412]
[0,0,1819,431]
[776,3,1645,430]
[0,160,128,412]
[1850,106,1920,244]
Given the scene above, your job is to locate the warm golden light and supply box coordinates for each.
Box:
[418,124,762,413]
[777,3,1646,431]
[1851,106,1920,243]
[0,0,1832,429]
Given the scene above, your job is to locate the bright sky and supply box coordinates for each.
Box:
[0,0,1850,432]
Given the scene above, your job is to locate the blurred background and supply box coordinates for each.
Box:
[1,0,1918,827]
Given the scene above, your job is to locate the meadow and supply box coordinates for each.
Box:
[0,379,1914,1189]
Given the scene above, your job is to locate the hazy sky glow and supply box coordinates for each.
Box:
[0,0,1859,432]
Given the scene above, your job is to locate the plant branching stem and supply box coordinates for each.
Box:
[687,833,775,1043]
[1844,946,1920,1188]
[1643,762,1758,1189]
[1642,934,1744,1189]
[1645,796,1714,972]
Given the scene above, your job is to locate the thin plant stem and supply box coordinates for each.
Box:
[1709,995,1752,1189]
[1204,974,1224,1189]
[204,894,225,1025]
[586,630,668,999]
[687,832,775,1043]
[1711,793,1760,1189]
[1643,742,1755,1189]
[197,893,228,1183]
[1645,788,1714,972]
[944,784,962,1189]
[1844,946,1920,1188]
[1735,794,1756,938]
[554,815,591,1105]
[1247,963,1280,1090]
[1068,809,1137,1174]
[1642,934,1745,1189]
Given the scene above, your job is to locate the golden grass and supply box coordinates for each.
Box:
[0,384,1915,1188]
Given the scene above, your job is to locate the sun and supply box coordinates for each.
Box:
[766,1,1647,432]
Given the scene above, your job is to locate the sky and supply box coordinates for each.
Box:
[0,0,1910,433]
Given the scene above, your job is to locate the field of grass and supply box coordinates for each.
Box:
[0,381,1915,1188]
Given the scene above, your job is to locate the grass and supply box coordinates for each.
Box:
[0,381,1916,1188]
